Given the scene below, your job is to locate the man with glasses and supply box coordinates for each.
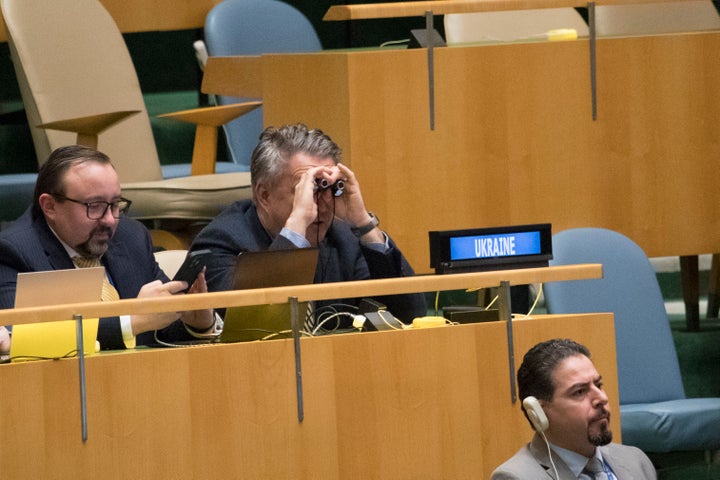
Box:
[0,145,217,352]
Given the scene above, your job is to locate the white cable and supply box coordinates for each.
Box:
[260,329,313,341]
[485,294,499,310]
[518,283,543,320]
[540,431,559,480]
[311,311,355,336]
[376,310,410,330]
[379,38,410,48]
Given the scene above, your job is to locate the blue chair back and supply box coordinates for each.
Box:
[544,228,686,405]
[204,0,322,167]
[0,174,36,222]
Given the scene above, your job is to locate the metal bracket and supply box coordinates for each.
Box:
[588,1,597,121]
[74,314,88,442]
[290,296,304,422]
[498,281,517,403]
[425,10,436,131]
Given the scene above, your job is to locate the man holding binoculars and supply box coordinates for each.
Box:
[190,123,427,325]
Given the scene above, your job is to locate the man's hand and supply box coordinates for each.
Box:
[334,163,383,243]
[284,165,329,236]
[131,270,215,335]
[0,326,10,354]
[180,269,215,332]
[130,278,188,335]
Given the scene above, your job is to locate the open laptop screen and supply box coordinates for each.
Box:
[222,248,318,343]
[9,267,105,361]
[231,247,319,290]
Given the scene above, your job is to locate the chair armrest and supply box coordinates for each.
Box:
[158,101,262,176]
[38,110,141,149]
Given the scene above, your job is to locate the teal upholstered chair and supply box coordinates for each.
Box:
[0,174,36,223]
[202,0,322,168]
[543,228,720,453]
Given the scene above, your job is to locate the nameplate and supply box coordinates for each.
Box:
[429,223,553,274]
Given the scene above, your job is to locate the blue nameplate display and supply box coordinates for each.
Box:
[429,224,552,274]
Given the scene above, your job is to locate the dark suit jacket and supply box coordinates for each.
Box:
[0,210,192,350]
[491,433,657,479]
[190,199,427,323]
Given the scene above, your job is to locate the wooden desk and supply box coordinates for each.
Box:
[0,264,607,478]
[205,33,720,271]
[0,313,616,479]
[204,31,720,329]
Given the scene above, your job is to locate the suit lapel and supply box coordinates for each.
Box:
[599,444,632,478]
[34,216,74,271]
[528,434,580,480]
[102,235,134,299]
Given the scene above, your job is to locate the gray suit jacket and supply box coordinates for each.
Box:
[491,434,657,479]
[0,210,192,349]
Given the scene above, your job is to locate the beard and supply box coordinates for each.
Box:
[76,225,113,257]
[589,414,613,446]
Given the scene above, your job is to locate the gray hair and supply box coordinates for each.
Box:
[250,124,342,189]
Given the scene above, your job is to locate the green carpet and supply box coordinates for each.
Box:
[653,316,720,479]
[669,316,720,399]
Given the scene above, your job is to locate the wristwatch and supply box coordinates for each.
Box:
[351,212,379,238]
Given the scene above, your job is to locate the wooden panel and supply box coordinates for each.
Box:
[258,33,720,272]
[0,0,222,42]
[202,56,264,98]
[0,313,618,479]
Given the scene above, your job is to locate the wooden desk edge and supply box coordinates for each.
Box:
[0,263,601,325]
[323,0,694,21]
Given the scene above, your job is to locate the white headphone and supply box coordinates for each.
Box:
[523,396,558,479]
[523,396,549,432]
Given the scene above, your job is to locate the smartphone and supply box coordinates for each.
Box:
[172,249,212,289]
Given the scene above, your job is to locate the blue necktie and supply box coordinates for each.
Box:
[583,457,606,479]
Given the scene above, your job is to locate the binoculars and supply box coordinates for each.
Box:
[314,177,344,197]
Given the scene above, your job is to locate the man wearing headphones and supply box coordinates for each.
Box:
[491,338,656,479]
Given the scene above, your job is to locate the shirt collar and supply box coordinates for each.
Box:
[47,224,97,260]
[548,442,596,478]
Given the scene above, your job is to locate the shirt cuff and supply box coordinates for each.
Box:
[120,314,136,349]
[184,312,224,339]
[361,231,390,252]
[280,227,311,248]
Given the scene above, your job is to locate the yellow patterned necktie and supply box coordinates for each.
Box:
[72,256,120,302]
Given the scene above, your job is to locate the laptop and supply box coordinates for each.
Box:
[9,267,105,362]
[221,248,318,343]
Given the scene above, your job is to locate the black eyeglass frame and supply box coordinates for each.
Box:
[52,193,132,219]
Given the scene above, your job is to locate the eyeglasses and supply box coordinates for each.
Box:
[52,194,132,219]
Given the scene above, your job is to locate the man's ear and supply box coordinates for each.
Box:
[254,181,270,209]
[37,193,57,218]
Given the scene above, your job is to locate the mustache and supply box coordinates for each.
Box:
[93,225,113,235]
[591,409,611,423]
[76,225,114,256]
